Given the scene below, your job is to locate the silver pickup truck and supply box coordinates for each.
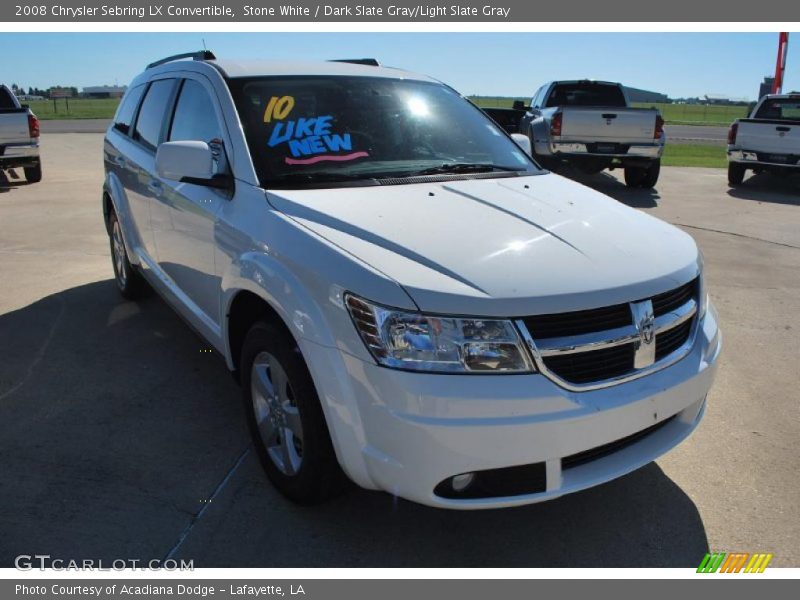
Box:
[727,93,800,185]
[519,80,665,188]
[0,84,41,183]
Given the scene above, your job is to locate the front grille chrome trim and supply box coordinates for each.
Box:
[515,296,699,392]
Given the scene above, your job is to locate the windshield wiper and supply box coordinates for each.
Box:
[268,172,379,187]
[400,163,524,177]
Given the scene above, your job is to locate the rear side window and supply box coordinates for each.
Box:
[133,79,176,151]
[169,79,222,143]
[113,84,145,136]
[0,86,16,109]
[546,83,626,108]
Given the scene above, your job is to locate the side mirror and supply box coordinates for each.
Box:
[510,133,532,157]
[155,141,231,190]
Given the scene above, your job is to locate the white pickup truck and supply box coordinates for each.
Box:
[0,84,41,183]
[517,80,665,188]
[727,93,800,185]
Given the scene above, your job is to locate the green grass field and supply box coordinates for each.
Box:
[662,144,727,168]
[25,98,120,120]
[631,102,748,125]
[470,96,747,126]
[20,94,727,167]
[26,95,746,127]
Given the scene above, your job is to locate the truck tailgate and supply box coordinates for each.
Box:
[736,119,800,155]
[560,108,657,144]
[0,109,31,146]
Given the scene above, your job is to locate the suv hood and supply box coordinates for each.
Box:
[266,174,700,316]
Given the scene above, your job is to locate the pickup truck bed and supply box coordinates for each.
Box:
[484,81,665,189]
[727,94,800,185]
[0,85,42,183]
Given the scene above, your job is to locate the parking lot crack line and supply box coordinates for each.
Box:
[677,224,800,250]
[0,296,65,402]
[162,446,252,561]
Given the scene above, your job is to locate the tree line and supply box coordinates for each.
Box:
[8,83,79,98]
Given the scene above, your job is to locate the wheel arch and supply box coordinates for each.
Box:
[221,255,377,490]
[102,174,141,265]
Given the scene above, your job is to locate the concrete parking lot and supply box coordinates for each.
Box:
[1,134,798,567]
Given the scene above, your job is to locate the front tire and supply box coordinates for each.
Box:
[108,211,146,299]
[728,162,746,186]
[241,321,346,504]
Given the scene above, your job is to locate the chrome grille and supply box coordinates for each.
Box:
[522,303,631,338]
[517,277,700,391]
[652,279,698,316]
[541,343,635,385]
[655,318,693,361]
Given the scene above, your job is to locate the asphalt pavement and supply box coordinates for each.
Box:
[0,134,798,567]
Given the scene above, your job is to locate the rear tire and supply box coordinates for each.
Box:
[624,166,645,187]
[638,160,661,188]
[24,163,42,183]
[625,160,660,188]
[108,211,146,299]
[241,321,347,504]
[728,162,746,186]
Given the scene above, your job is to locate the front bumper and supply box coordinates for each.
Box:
[307,302,720,509]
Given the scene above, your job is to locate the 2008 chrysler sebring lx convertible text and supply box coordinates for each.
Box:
[102,52,721,509]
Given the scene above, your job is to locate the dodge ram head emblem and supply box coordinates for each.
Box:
[640,314,655,344]
[631,300,657,368]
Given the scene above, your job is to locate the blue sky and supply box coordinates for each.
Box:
[0,32,795,100]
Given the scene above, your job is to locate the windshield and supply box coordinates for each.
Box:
[546,83,626,108]
[754,98,800,121]
[228,76,539,188]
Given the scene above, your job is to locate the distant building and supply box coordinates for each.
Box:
[759,76,775,100]
[623,86,669,104]
[16,94,45,101]
[82,85,126,99]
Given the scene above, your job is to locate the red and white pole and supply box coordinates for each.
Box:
[772,32,789,94]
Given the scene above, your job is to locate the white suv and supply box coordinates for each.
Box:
[102,52,721,509]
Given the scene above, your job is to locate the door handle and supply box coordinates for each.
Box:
[776,126,790,132]
[601,113,618,119]
[147,179,162,195]
[114,156,126,167]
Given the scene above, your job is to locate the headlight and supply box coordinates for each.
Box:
[697,253,708,319]
[345,294,535,374]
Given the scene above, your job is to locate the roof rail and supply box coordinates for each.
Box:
[147,50,216,70]
[329,58,380,67]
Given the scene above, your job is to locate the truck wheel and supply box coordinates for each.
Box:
[624,166,645,187]
[241,321,347,504]
[576,160,605,175]
[534,153,558,173]
[108,211,146,299]
[728,163,746,186]
[638,160,661,188]
[24,163,42,183]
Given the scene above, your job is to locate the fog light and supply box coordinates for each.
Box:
[451,473,475,492]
